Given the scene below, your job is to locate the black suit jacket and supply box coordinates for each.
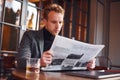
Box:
[16,29,44,70]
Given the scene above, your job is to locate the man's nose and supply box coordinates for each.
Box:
[56,23,60,28]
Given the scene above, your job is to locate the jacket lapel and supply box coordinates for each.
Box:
[38,29,44,55]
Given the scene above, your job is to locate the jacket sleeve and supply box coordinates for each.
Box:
[15,31,32,70]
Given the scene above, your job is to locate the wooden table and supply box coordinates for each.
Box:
[12,69,120,80]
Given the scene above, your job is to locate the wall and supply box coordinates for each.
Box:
[109,2,120,69]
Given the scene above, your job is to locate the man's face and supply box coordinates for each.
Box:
[43,11,64,36]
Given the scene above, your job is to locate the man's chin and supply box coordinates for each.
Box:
[52,33,59,36]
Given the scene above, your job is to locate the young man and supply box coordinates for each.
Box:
[16,4,95,70]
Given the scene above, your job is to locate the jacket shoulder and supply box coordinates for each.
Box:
[24,30,42,37]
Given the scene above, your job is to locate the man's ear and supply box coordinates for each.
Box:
[42,19,47,26]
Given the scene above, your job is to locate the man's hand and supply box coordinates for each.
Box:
[40,50,53,67]
[87,58,96,70]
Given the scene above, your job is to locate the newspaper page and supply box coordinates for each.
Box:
[41,35,105,71]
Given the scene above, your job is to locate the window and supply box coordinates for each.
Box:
[0,0,4,21]
[26,2,39,30]
[0,0,42,52]
[60,0,89,42]
[0,0,22,52]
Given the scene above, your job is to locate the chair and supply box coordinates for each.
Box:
[3,54,15,69]
[1,53,16,79]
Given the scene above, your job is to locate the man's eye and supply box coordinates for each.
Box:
[59,22,63,24]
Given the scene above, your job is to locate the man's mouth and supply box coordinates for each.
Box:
[55,30,59,33]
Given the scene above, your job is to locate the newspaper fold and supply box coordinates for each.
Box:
[41,35,105,71]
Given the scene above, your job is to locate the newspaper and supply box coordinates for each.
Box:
[41,35,105,71]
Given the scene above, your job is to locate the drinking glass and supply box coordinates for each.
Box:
[26,58,40,73]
